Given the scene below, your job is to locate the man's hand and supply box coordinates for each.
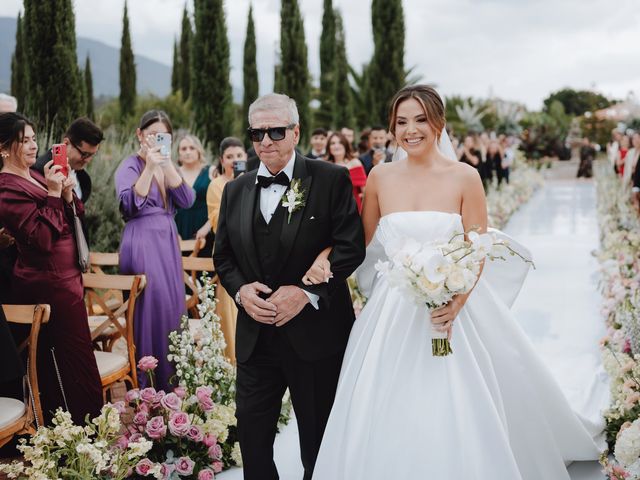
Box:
[267,286,310,327]
[239,282,277,324]
[372,149,386,166]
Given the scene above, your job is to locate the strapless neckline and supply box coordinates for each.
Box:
[380,210,462,222]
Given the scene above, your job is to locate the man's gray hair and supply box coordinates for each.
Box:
[0,93,18,113]
[248,93,299,126]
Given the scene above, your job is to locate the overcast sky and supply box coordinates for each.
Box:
[2,0,639,110]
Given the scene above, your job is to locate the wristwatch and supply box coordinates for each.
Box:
[234,290,243,307]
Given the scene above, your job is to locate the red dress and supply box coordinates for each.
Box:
[0,171,102,425]
[348,165,367,213]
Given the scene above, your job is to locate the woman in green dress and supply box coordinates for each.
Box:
[174,134,215,256]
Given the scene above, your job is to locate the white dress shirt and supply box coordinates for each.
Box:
[256,153,320,309]
[68,169,83,200]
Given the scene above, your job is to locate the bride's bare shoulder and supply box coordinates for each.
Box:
[446,161,482,185]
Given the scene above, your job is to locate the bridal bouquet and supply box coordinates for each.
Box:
[375,229,532,356]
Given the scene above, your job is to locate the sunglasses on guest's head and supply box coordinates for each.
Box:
[247,124,296,142]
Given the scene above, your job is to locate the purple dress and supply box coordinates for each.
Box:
[115,155,195,390]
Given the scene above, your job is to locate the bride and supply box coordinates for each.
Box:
[304,85,603,479]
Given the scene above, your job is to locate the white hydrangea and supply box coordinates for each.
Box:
[615,420,640,467]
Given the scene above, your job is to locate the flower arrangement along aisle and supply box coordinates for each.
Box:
[0,405,153,479]
[375,229,533,356]
[594,161,640,479]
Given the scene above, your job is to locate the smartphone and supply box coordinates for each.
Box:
[51,143,68,177]
[233,160,247,178]
[155,133,172,157]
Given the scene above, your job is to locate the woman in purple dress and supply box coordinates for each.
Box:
[0,113,102,424]
[115,111,195,390]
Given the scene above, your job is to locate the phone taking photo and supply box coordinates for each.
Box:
[233,160,247,178]
[51,143,69,177]
[155,133,172,157]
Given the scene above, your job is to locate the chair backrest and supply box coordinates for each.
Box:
[182,256,216,316]
[88,252,120,268]
[179,238,206,258]
[87,253,122,313]
[2,304,51,428]
[82,273,145,387]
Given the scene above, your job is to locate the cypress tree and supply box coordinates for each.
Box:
[191,0,233,150]
[22,0,84,137]
[274,49,284,93]
[317,0,335,129]
[333,11,354,130]
[10,13,27,113]
[280,0,311,144]
[84,55,94,121]
[179,5,192,99]
[171,39,181,94]
[119,1,136,119]
[242,5,259,133]
[369,0,405,125]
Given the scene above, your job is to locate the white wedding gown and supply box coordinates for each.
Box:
[312,211,604,480]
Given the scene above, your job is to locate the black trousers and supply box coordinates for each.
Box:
[236,325,344,480]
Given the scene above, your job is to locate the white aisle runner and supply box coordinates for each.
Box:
[220,177,609,480]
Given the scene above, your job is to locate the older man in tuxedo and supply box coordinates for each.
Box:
[214,93,365,480]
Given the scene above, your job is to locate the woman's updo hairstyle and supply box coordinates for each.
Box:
[388,85,445,143]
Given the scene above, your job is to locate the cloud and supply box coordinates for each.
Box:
[2,0,638,110]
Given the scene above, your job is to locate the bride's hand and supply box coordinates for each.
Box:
[431,296,465,332]
[302,246,333,285]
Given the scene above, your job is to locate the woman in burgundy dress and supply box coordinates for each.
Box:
[325,132,367,212]
[115,111,195,390]
[0,113,102,425]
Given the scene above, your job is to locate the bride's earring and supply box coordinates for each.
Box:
[0,151,8,159]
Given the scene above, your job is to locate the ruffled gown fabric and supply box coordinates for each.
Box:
[312,211,603,480]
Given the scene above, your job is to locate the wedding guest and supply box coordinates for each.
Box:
[307,128,328,159]
[340,126,356,149]
[622,132,640,185]
[206,136,247,362]
[607,129,622,170]
[115,110,195,390]
[326,132,367,212]
[577,137,595,178]
[486,139,502,185]
[357,128,371,156]
[174,134,215,257]
[359,126,392,174]
[500,135,515,184]
[459,135,481,168]
[0,112,102,424]
[33,117,104,205]
[616,135,630,177]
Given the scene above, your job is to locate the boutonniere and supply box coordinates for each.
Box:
[281,178,306,224]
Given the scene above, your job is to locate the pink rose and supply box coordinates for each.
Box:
[138,356,158,372]
[196,386,215,412]
[109,401,126,414]
[135,458,155,476]
[125,388,140,403]
[160,392,182,411]
[175,456,195,476]
[173,386,187,399]
[198,468,216,480]
[115,435,129,450]
[133,411,149,425]
[208,443,222,460]
[129,432,143,443]
[153,390,166,407]
[203,433,217,447]
[212,461,223,473]
[140,387,157,404]
[137,402,150,414]
[187,425,204,443]
[168,411,191,437]
[145,416,167,439]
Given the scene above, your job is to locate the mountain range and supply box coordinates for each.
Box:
[0,16,171,99]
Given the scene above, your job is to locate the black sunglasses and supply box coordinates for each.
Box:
[70,141,97,160]
[247,124,296,142]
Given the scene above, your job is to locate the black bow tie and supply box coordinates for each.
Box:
[257,171,290,188]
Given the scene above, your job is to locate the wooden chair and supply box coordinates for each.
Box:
[0,304,50,447]
[182,256,216,319]
[179,238,206,258]
[83,273,145,401]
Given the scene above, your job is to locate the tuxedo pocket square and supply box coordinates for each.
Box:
[310,216,316,220]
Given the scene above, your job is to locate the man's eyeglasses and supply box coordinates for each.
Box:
[247,124,296,143]
[70,141,97,160]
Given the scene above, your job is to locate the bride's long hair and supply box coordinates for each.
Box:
[388,85,446,144]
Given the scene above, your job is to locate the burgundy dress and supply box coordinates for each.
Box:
[115,155,195,391]
[0,171,102,425]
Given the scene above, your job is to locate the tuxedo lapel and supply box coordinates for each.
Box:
[240,172,262,280]
[275,155,312,278]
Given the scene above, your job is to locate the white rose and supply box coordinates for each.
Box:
[445,266,466,292]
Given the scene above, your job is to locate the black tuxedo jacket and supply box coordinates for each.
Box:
[214,154,366,363]
[33,150,92,204]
